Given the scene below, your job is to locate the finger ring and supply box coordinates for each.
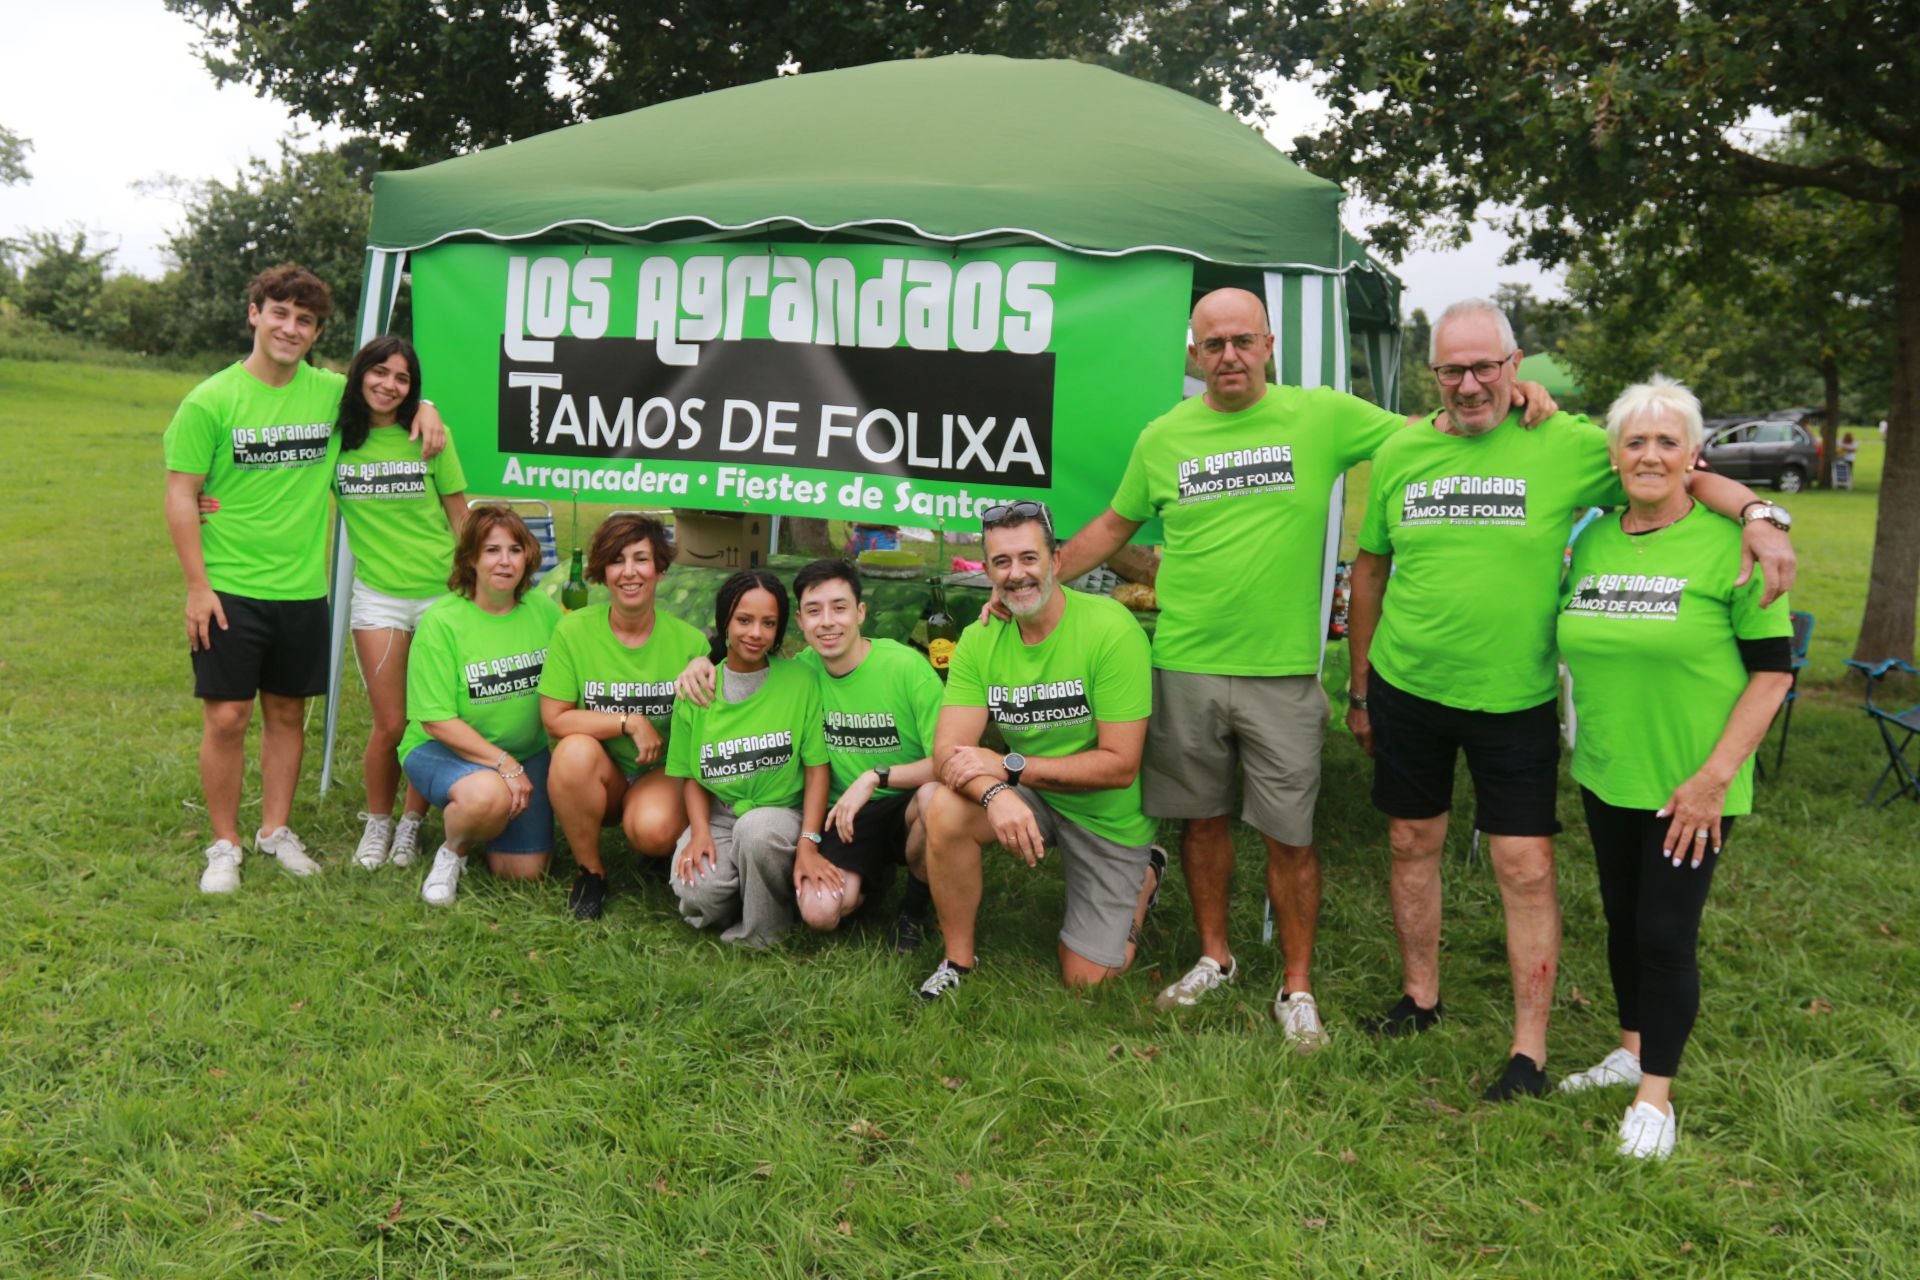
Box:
[1693,832,1708,840]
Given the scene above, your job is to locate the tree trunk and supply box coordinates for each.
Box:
[1819,344,1840,490]
[782,516,838,558]
[1854,200,1920,664]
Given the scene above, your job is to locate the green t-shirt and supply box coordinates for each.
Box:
[537,605,710,775]
[334,427,467,597]
[665,659,830,815]
[1111,386,1407,675]
[1557,506,1791,815]
[1358,411,1624,712]
[942,588,1155,845]
[398,591,563,763]
[162,361,345,600]
[798,638,945,802]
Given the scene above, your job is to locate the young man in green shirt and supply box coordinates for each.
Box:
[163,264,444,894]
[676,559,947,950]
[1345,298,1796,1100]
[917,502,1167,1000]
[788,560,945,950]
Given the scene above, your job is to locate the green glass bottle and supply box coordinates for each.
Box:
[561,547,590,611]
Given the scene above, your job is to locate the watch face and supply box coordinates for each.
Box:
[1004,753,1026,774]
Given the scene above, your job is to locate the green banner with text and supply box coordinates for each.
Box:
[409,242,1190,531]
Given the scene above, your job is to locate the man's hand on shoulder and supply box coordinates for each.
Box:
[1736,516,1796,608]
[411,401,449,459]
[1513,380,1559,430]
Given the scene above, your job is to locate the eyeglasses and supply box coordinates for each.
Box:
[1428,352,1517,386]
[980,500,1054,534]
[1196,332,1269,356]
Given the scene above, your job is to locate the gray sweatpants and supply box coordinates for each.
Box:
[671,799,801,947]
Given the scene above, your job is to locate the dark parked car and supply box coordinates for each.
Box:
[1698,417,1821,493]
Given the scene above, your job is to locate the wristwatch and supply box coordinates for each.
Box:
[1003,752,1027,787]
[875,765,891,790]
[1348,693,1369,711]
[1742,501,1793,532]
[801,831,823,846]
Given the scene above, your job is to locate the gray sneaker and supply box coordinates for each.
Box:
[1272,990,1329,1052]
[200,839,243,894]
[353,813,394,870]
[1154,955,1238,1011]
[256,826,320,877]
[389,811,427,867]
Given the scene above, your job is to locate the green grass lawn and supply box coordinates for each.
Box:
[1,360,1916,1277]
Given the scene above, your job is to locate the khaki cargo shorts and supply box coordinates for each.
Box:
[1142,669,1328,846]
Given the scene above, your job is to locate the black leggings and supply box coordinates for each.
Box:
[1579,789,1734,1078]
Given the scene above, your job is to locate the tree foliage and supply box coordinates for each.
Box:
[1292,0,1920,661]
[163,0,1308,163]
[15,229,115,340]
[0,124,30,186]
[159,141,375,360]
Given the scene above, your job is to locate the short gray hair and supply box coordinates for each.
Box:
[1430,298,1517,361]
[1605,375,1704,452]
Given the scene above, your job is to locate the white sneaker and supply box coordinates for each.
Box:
[200,839,243,894]
[1273,990,1329,1051]
[256,826,321,877]
[421,846,466,906]
[1155,955,1238,1011]
[353,813,394,870]
[389,811,427,868]
[1559,1046,1644,1093]
[1616,1101,1678,1160]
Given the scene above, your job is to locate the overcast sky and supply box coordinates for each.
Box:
[1,3,1561,317]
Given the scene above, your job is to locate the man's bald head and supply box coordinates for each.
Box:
[1189,288,1274,413]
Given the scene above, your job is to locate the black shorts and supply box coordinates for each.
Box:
[1368,671,1562,836]
[190,592,331,701]
[818,789,915,881]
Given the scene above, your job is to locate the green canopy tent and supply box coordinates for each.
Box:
[1516,352,1585,409]
[322,54,1401,791]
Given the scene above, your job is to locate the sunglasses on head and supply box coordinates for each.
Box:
[980,500,1054,534]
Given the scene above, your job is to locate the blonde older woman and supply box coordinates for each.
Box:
[1555,376,1794,1159]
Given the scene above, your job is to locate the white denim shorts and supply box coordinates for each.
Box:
[349,578,439,632]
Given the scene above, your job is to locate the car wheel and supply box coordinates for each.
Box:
[1777,465,1806,493]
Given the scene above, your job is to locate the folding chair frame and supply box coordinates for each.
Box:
[1845,658,1920,807]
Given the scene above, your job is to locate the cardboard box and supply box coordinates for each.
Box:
[671,509,769,570]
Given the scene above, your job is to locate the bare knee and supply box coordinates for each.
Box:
[549,734,609,784]
[1388,819,1445,864]
[1492,839,1557,895]
[926,786,977,846]
[1266,838,1316,869]
[258,694,305,730]
[798,890,848,932]
[1060,948,1121,989]
[202,700,252,744]
[488,853,549,880]
[452,776,513,833]
[625,809,684,858]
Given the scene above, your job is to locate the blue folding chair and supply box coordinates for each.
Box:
[1759,610,1815,778]
[1844,658,1920,807]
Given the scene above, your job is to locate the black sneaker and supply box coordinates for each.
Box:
[568,870,609,921]
[917,958,972,1001]
[889,912,928,954]
[1145,843,1168,914]
[1483,1052,1551,1102]
[1361,994,1444,1038]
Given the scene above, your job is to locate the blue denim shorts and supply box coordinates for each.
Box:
[402,741,554,854]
